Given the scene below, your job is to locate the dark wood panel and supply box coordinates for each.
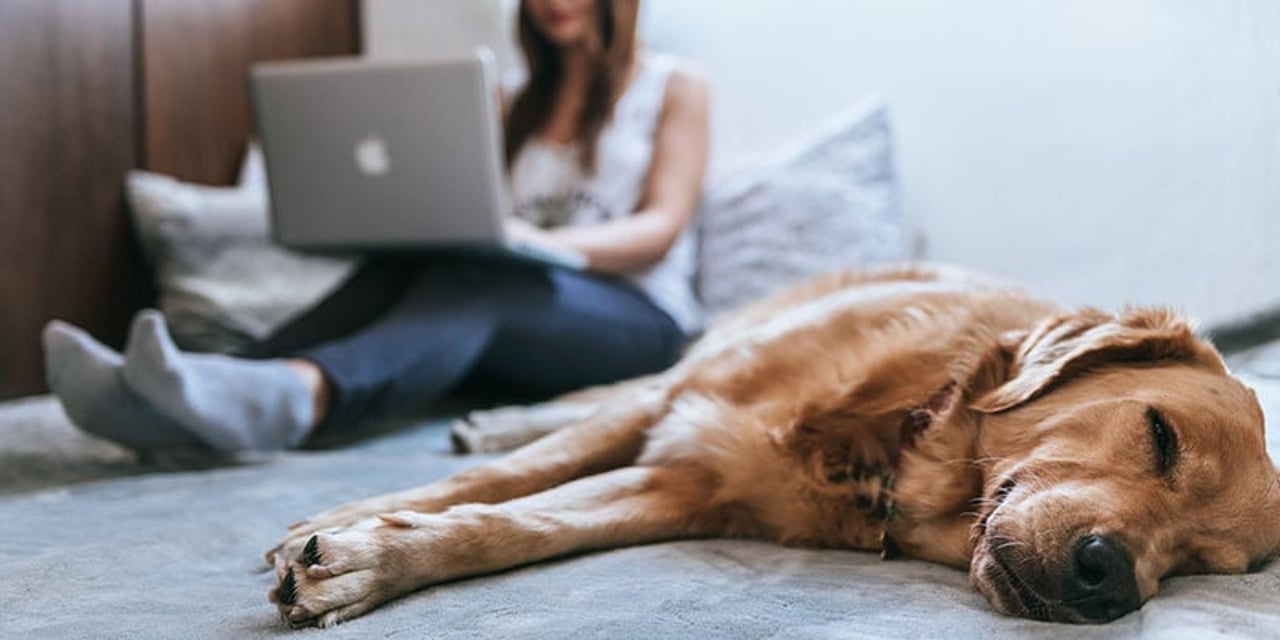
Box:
[141,0,361,185]
[0,0,144,398]
[0,0,360,400]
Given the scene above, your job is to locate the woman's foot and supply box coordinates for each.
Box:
[121,310,317,452]
[42,321,206,451]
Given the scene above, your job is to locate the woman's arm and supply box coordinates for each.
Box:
[539,66,710,274]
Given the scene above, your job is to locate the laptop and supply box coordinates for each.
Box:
[249,50,586,269]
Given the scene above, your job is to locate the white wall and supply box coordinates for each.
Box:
[363,0,517,69]
[364,0,1280,327]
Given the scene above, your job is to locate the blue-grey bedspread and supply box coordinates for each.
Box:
[4,358,1280,639]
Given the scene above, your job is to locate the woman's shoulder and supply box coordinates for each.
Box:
[642,51,705,86]
[643,52,708,114]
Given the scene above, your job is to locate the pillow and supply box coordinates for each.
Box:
[696,95,913,318]
[126,145,356,353]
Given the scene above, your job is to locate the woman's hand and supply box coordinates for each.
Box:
[505,218,589,269]
[504,217,564,252]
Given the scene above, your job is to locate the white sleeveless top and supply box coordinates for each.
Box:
[507,53,703,334]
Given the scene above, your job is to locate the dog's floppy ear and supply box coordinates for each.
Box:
[972,307,1226,413]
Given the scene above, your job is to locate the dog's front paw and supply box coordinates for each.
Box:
[268,516,428,628]
[266,497,421,566]
[264,515,359,566]
[265,512,377,571]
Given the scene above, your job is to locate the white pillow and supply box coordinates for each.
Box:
[696,95,912,317]
[126,146,356,352]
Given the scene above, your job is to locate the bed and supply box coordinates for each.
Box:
[4,351,1280,638]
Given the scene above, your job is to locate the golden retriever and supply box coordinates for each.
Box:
[266,264,1280,627]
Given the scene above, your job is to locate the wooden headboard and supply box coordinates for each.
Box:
[0,0,360,399]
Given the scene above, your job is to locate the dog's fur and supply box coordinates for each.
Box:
[267,264,1280,627]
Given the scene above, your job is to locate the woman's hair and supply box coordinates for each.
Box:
[504,0,640,175]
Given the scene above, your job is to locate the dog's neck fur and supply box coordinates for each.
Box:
[881,391,989,568]
[884,344,1018,568]
[776,336,1015,569]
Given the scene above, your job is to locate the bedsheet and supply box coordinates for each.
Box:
[3,365,1279,638]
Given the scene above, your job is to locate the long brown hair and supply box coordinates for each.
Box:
[504,0,640,175]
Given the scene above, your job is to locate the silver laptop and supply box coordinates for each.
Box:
[249,51,586,269]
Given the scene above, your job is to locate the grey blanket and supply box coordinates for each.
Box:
[4,367,1280,639]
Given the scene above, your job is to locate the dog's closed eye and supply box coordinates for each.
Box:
[1147,407,1178,477]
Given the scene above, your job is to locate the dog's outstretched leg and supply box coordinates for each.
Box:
[450,401,600,453]
[267,381,670,566]
[448,377,660,453]
[270,464,720,628]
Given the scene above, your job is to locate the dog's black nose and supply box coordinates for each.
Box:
[1063,534,1141,622]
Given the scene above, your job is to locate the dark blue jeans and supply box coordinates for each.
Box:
[248,256,685,431]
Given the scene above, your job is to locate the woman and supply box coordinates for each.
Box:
[43,0,709,453]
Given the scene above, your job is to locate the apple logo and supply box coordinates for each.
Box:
[353,134,392,177]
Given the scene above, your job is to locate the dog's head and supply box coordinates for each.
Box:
[969,308,1280,623]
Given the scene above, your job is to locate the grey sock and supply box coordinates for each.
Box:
[42,321,206,451]
[121,310,315,452]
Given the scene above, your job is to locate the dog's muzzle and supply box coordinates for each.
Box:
[976,532,1141,623]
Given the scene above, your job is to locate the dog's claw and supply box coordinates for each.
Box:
[303,535,323,566]
[277,569,298,606]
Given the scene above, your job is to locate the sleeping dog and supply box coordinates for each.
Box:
[266,264,1280,627]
